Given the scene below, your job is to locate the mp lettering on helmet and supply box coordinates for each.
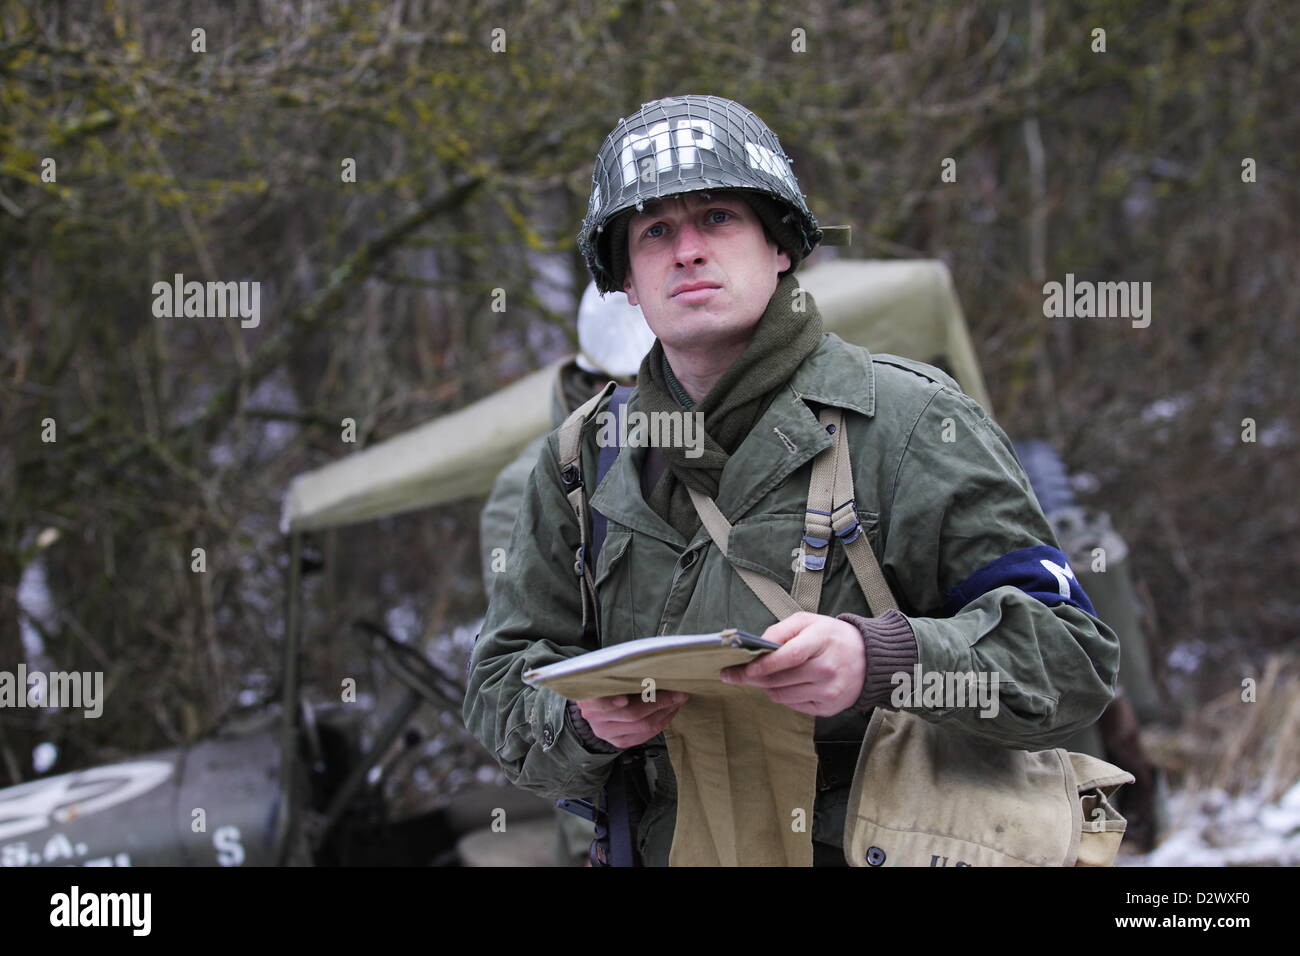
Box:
[619,120,716,186]
[580,94,835,294]
[745,142,800,195]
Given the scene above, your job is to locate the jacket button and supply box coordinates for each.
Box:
[680,550,697,569]
[866,845,886,866]
[542,724,555,747]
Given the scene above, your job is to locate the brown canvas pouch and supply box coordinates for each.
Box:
[843,707,1134,867]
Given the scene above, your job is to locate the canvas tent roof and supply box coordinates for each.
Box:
[281,258,989,534]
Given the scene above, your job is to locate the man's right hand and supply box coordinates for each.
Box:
[573,691,690,749]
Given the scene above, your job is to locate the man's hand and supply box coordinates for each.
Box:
[573,691,690,749]
[719,612,865,717]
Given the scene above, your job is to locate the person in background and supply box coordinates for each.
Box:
[479,281,655,865]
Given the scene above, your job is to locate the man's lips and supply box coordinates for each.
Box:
[671,282,722,301]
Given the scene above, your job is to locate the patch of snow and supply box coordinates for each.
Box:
[1166,642,1208,674]
[1070,471,1101,495]
[1259,421,1290,447]
[32,742,58,774]
[1140,397,1189,423]
[1123,782,1300,866]
[384,602,420,642]
[17,558,57,666]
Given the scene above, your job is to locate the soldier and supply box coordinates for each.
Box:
[463,94,1120,866]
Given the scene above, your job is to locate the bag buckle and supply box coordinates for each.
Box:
[831,500,862,544]
[803,507,833,570]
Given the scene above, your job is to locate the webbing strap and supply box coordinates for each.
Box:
[557,382,615,470]
[556,381,618,634]
[604,752,637,868]
[687,486,806,619]
[687,408,899,621]
[791,408,839,612]
[824,412,898,615]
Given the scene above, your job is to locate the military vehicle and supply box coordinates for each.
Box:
[0,582,555,867]
[0,258,1163,866]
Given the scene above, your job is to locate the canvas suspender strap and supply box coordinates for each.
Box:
[687,487,807,618]
[556,381,617,634]
[820,408,899,616]
[791,409,840,613]
[687,407,899,620]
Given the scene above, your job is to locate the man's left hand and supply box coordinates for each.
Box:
[719,612,864,717]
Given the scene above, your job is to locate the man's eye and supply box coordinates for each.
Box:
[645,223,666,239]
[706,209,732,224]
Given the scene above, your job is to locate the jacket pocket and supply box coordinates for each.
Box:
[594,527,639,644]
[725,513,805,591]
[718,513,805,628]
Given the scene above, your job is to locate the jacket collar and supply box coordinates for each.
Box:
[587,333,876,546]
[787,332,876,418]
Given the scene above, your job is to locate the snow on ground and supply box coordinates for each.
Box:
[1119,780,1300,866]
[17,555,56,669]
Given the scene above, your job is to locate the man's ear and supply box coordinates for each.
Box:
[623,273,639,306]
[762,225,791,276]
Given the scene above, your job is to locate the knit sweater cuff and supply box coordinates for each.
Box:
[565,699,623,754]
[836,609,919,714]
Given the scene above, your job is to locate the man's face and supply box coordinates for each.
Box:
[621,191,790,354]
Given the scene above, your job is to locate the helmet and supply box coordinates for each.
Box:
[575,282,657,378]
[578,94,833,294]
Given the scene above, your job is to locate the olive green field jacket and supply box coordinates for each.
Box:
[463,332,1120,866]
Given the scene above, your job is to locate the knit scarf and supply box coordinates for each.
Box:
[635,272,824,539]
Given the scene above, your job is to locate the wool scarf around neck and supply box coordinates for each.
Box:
[635,272,825,539]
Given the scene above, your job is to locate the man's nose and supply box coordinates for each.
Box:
[671,220,708,268]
